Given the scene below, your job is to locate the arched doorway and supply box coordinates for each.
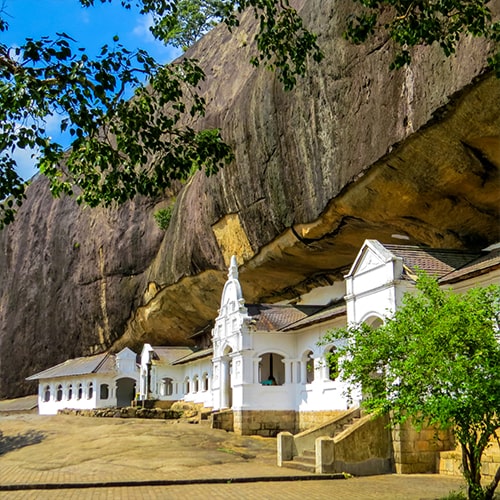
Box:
[116,377,136,407]
[259,352,285,385]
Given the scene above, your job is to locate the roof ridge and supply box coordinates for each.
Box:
[278,301,343,331]
[383,243,480,254]
[92,352,111,373]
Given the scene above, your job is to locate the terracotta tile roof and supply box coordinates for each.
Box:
[439,248,500,283]
[26,353,115,381]
[382,244,482,278]
[282,302,347,331]
[245,304,326,331]
[172,348,213,365]
[150,346,194,364]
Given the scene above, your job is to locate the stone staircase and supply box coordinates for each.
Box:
[280,408,362,473]
[283,448,316,472]
[278,407,393,475]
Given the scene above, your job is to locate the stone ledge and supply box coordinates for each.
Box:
[58,407,183,420]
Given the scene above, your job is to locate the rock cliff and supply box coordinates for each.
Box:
[0,0,499,397]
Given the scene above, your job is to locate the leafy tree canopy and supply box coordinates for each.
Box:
[0,0,498,228]
[0,0,322,228]
[323,273,500,500]
[345,0,500,71]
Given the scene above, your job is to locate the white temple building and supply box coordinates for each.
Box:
[26,348,139,415]
[27,239,500,431]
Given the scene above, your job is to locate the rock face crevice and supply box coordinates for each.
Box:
[1,0,499,397]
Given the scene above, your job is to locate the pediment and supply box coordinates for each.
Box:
[346,240,395,277]
[354,248,384,275]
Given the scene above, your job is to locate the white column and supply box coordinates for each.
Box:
[300,359,307,384]
[220,356,230,409]
[284,359,291,384]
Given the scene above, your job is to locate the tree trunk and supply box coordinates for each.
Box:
[484,465,500,500]
[462,443,485,500]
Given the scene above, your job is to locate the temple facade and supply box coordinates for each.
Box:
[28,240,499,433]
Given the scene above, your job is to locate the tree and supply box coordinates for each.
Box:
[323,273,500,500]
[345,0,500,71]
[0,0,498,229]
[0,0,322,228]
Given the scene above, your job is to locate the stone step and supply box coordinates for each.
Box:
[295,454,315,466]
[302,449,315,458]
[281,459,315,473]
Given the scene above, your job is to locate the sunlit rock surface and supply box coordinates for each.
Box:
[0,0,498,397]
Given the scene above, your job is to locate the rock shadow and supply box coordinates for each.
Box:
[0,430,46,456]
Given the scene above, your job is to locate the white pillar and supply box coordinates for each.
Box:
[220,356,230,409]
[284,359,291,384]
[300,359,307,384]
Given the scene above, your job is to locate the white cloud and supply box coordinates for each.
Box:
[131,14,182,64]
[13,147,39,182]
[132,13,156,43]
[11,113,68,181]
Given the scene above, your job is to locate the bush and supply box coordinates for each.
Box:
[153,206,173,231]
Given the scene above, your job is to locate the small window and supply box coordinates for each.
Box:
[185,378,190,394]
[162,378,173,396]
[77,383,83,400]
[306,351,315,384]
[43,385,51,403]
[87,382,93,399]
[100,383,109,400]
[327,347,338,381]
[193,376,199,393]
[56,384,63,402]
[202,373,209,392]
[67,385,73,400]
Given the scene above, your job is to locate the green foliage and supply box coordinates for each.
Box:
[0,0,321,228]
[0,0,498,228]
[344,0,500,74]
[142,0,324,90]
[153,205,174,230]
[147,0,232,51]
[323,273,500,500]
[439,492,468,500]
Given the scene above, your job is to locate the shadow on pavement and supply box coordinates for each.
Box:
[0,430,46,456]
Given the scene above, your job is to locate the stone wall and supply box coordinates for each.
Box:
[234,410,296,437]
[392,420,454,473]
[438,441,500,480]
[318,413,393,475]
[211,409,234,432]
[297,410,347,433]
[58,407,182,419]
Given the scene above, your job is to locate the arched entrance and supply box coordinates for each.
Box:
[259,352,285,385]
[116,377,136,407]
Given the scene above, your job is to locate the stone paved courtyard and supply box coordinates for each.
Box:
[0,413,467,499]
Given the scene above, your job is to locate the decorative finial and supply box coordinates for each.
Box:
[228,255,239,280]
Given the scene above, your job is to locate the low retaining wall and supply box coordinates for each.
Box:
[439,442,500,480]
[234,410,296,437]
[297,410,349,433]
[392,420,454,474]
[58,407,182,420]
[326,413,393,476]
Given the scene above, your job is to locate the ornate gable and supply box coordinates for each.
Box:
[346,240,397,278]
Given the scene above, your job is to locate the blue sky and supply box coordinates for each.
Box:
[2,0,182,180]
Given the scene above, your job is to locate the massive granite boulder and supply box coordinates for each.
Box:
[0,0,498,397]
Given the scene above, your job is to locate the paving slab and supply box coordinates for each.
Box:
[0,413,468,499]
